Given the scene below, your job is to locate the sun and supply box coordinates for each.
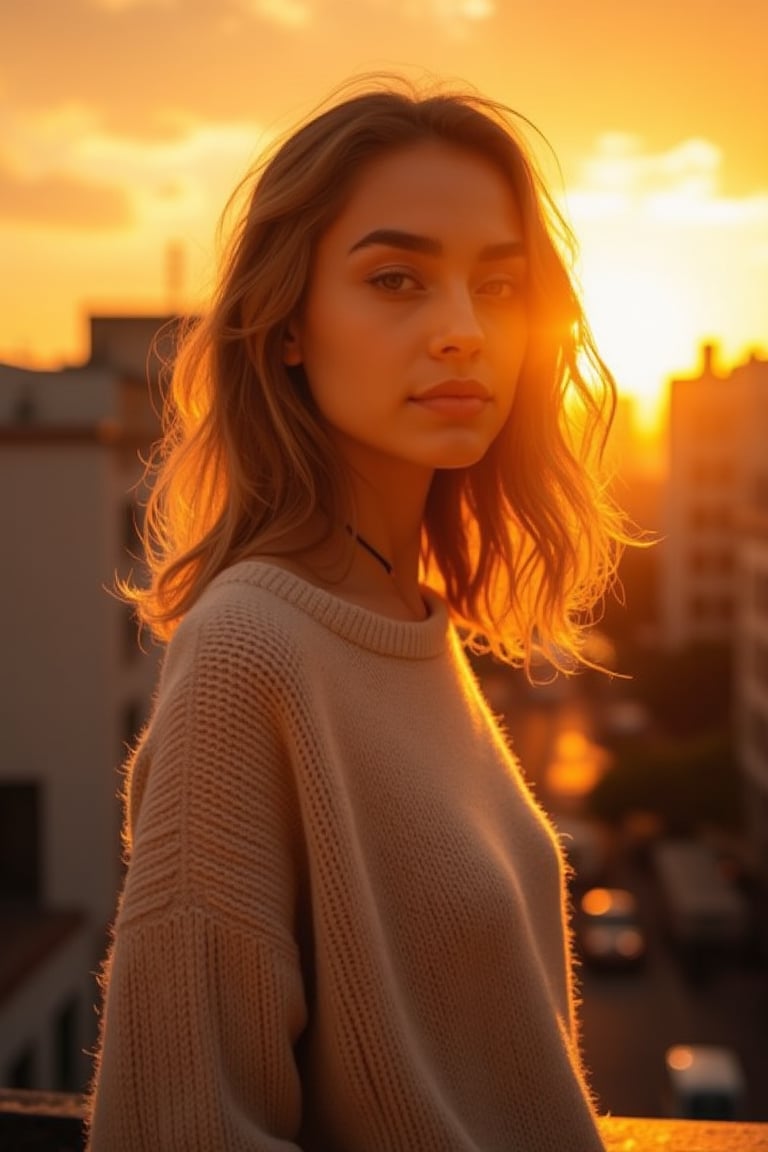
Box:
[577,251,695,432]
[563,132,768,437]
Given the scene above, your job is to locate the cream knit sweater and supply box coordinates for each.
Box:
[87,561,604,1151]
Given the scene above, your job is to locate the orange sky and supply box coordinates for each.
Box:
[2,0,767,428]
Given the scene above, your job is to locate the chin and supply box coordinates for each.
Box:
[424,439,494,470]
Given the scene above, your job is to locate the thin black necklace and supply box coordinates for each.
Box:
[345,525,394,576]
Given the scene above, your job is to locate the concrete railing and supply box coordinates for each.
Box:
[1,1089,767,1151]
[0,1089,84,1151]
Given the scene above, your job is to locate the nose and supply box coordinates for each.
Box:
[428,287,485,360]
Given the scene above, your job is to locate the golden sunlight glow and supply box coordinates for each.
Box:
[566,134,768,431]
[0,1,765,420]
[579,260,695,427]
[546,728,609,802]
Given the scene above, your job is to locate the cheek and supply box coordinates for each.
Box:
[300,304,394,414]
[302,341,372,429]
[302,292,372,371]
[497,317,528,385]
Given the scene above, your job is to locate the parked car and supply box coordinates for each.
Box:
[651,839,749,957]
[576,887,646,970]
[664,1044,746,1120]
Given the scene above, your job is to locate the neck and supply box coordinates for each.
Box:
[329,431,433,567]
[261,509,426,621]
[341,517,425,621]
[269,444,432,619]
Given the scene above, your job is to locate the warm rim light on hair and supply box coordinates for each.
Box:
[119,74,635,674]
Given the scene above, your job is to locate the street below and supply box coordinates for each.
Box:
[500,683,768,1121]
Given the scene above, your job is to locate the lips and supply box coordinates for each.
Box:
[412,378,490,401]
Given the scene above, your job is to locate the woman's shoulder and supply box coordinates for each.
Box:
[161,560,311,694]
[180,557,317,637]
[186,557,290,619]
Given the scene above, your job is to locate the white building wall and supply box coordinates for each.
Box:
[0,316,169,1091]
[0,364,119,425]
[0,433,159,932]
[0,921,93,1091]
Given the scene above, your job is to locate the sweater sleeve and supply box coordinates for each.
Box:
[86,592,310,1151]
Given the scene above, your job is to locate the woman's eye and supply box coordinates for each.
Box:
[368,270,419,293]
[477,278,523,299]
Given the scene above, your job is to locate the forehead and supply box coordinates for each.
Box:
[326,141,523,247]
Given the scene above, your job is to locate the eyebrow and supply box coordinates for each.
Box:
[348,228,526,261]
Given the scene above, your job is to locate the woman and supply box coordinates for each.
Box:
[87,77,625,1150]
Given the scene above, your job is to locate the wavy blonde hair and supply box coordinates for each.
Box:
[129,76,629,672]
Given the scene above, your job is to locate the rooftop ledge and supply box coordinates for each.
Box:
[1,1090,767,1151]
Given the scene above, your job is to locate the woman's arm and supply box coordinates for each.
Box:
[87,589,310,1150]
[87,906,307,1150]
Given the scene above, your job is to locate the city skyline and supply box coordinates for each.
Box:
[1,0,767,428]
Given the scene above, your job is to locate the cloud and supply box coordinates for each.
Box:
[561,135,768,409]
[93,0,494,30]
[567,135,768,226]
[581,134,721,206]
[0,160,133,230]
[92,0,313,23]
[377,0,495,35]
[76,117,270,214]
[432,0,495,20]
[240,0,313,27]
[88,0,177,8]
[0,101,267,225]
[1,0,499,149]
[397,0,494,18]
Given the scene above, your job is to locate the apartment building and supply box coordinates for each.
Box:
[735,510,768,882]
[662,345,768,650]
[0,316,174,1090]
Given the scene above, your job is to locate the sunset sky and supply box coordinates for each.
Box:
[2,0,767,426]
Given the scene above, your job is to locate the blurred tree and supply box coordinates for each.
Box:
[614,641,733,738]
[586,730,743,834]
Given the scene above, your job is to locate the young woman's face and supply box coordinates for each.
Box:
[285,141,529,483]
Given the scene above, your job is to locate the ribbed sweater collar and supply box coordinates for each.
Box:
[216,560,449,660]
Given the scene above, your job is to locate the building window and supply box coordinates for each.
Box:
[5,1045,37,1090]
[122,700,144,754]
[752,473,768,510]
[689,506,709,531]
[0,783,41,904]
[754,641,768,690]
[687,547,735,577]
[688,504,733,533]
[687,407,735,440]
[54,997,81,1092]
[122,500,143,560]
[748,706,768,761]
[688,594,733,623]
[755,572,768,617]
[687,548,708,573]
[689,595,709,620]
[688,459,734,486]
[716,595,733,620]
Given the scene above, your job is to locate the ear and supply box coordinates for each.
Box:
[282,322,303,366]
